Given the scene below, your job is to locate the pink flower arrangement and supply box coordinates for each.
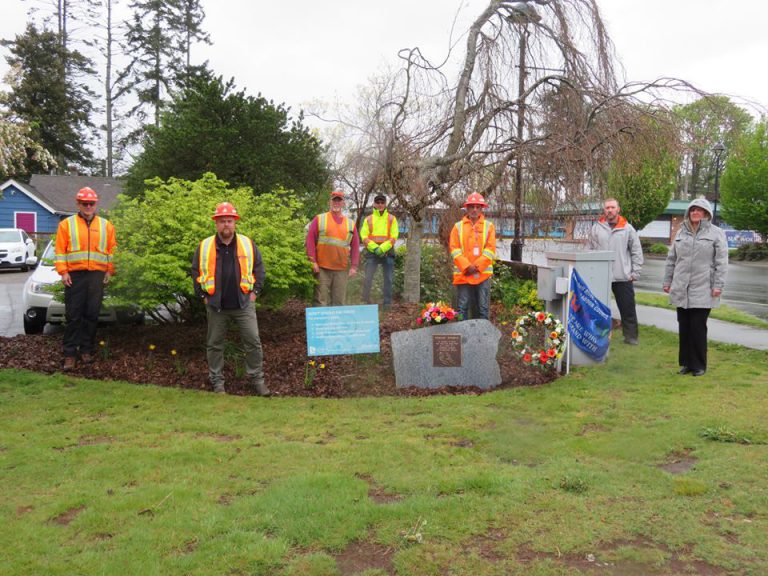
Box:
[416,301,463,327]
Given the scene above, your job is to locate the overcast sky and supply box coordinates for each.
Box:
[2,0,766,121]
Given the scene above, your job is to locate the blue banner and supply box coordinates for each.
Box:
[567,269,611,360]
[306,305,380,356]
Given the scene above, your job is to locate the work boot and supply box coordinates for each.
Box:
[252,380,271,397]
[63,357,76,371]
[80,353,95,364]
[213,382,226,394]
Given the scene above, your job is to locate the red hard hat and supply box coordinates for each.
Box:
[75,187,99,202]
[463,192,488,208]
[212,202,240,220]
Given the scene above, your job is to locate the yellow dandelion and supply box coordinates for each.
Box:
[99,341,106,347]
[171,350,177,356]
[149,344,156,351]
[308,360,315,366]
[320,363,325,369]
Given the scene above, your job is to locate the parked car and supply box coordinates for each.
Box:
[0,228,37,271]
[21,240,143,334]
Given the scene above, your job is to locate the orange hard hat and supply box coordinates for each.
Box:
[75,187,99,202]
[330,190,345,199]
[463,192,488,208]
[212,202,240,220]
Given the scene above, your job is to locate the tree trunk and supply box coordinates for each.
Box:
[403,212,423,303]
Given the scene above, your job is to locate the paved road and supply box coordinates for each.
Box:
[0,269,30,338]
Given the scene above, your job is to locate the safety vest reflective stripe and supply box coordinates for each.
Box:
[236,235,255,293]
[197,237,217,295]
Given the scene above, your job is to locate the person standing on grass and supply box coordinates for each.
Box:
[449,192,496,320]
[663,197,728,377]
[305,190,360,306]
[588,197,644,345]
[360,194,399,309]
[191,202,270,396]
[54,187,117,371]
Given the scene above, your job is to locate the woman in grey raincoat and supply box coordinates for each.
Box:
[663,198,728,376]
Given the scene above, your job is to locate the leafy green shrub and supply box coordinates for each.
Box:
[392,242,453,303]
[109,173,313,322]
[491,262,543,312]
[649,243,669,255]
[559,474,589,494]
[733,242,768,261]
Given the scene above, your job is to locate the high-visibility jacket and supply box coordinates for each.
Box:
[315,212,355,270]
[449,215,496,285]
[54,214,117,275]
[196,234,256,295]
[360,210,399,254]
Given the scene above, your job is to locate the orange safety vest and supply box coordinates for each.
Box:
[196,234,256,295]
[449,215,496,285]
[316,212,354,270]
[54,214,116,275]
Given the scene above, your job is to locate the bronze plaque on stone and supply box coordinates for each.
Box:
[432,334,462,367]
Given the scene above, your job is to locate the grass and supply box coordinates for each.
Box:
[1,327,767,575]
[635,290,768,328]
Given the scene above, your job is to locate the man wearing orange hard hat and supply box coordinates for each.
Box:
[54,186,117,371]
[448,192,496,320]
[191,202,269,396]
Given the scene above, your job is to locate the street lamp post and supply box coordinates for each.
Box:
[712,141,726,225]
[506,2,540,262]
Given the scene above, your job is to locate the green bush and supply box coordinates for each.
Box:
[649,243,669,255]
[491,263,542,312]
[732,242,768,261]
[108,173,313,322]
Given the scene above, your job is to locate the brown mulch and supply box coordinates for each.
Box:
[0,300,557,397]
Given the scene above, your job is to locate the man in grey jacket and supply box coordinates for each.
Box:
[588,198,644,344]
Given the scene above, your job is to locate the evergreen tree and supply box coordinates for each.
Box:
[125,71,329,202]
[1,24,95,176]
[123,0,210,130]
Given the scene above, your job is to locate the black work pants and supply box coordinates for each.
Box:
[676,307,710,371]
[612,281,638,341]
[63,270,106,357]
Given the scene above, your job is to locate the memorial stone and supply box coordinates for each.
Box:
[391,319,501,389]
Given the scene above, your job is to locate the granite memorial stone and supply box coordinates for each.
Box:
[391,319,502,389]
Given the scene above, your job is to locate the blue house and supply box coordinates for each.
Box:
[0,175,123,236]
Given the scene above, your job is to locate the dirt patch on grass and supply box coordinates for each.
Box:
[50,505,85,525]
[334,540,395,576]
[16,505,34,516]
[658,449,698,474]
[355,473,404,504]
[464,528,508,562]
[78,435,114,446]
[0,301,557,397]
[194,432,242,442]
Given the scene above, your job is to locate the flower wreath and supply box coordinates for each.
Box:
[416,301,462,327]
[510,311,566,368]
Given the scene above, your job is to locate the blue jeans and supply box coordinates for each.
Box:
[456,279,490,320]
[362,253,394,307]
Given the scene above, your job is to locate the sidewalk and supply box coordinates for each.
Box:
[612,303,768,351]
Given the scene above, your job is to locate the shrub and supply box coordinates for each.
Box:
[491,262,543,312]
[733,242,768,261]
[649,243,669,255]
[108,173,313,322]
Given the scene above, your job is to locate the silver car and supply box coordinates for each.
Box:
[21,240,142,334]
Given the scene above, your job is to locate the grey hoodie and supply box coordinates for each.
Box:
[663,198,728,309]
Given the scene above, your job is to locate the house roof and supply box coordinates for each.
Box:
[1,175,124,215]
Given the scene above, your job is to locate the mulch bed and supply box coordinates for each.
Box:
[0,300,557,397]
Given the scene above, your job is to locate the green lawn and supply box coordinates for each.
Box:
[2,327,767,575]
[635,290,768,328]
